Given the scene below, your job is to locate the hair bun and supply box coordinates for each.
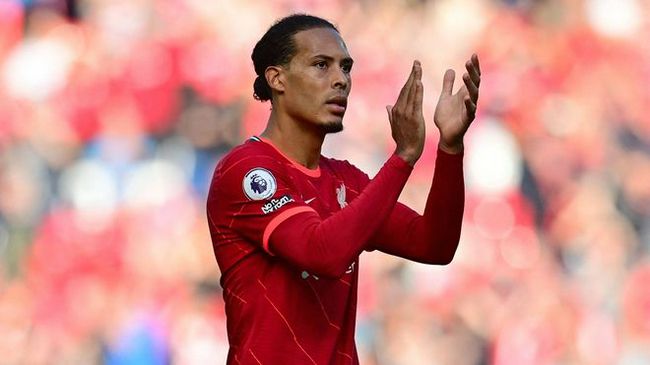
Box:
[253,75,271,101]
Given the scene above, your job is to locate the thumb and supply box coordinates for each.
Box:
[441,69,455,96]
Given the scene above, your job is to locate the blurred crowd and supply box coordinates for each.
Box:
[1,0,649,364]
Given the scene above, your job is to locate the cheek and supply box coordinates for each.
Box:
[295,81,324,108]
[285,89,320,118]
[284,73,329,114]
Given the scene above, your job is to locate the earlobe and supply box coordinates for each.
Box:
[265,66,285,95]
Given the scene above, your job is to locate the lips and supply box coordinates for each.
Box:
[326,96,347,115]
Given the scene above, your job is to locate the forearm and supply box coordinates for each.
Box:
[371,148,464,265]
[269,154,412,277]
[415,148,465,263]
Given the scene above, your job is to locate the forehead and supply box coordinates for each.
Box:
[291,27,350,60]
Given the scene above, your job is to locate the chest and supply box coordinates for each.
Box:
[286,168,357,217]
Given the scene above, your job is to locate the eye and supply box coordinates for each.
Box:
[341,63,352,74]
[315,61,328,70]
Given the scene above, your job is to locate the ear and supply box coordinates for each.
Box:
[265,66,285,95]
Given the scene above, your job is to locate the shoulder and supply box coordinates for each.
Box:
[216,140,285,177]
[321,156,365,175]
[321,156,370,187]
[217,139,271,168]
[210,139,289,199]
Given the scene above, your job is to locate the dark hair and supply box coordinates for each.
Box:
[251,14,338,102]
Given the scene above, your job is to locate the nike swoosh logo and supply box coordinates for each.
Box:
[305,197,316,204]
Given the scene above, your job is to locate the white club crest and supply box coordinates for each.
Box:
[243,168,277,200]
[336,183,347,208]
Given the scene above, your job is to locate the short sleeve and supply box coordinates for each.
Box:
[207,153,315,254]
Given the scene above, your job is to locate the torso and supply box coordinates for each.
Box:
[207,137,366,364]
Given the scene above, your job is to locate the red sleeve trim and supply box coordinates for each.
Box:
[262,206,316,254]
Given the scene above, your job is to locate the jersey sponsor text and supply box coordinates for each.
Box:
[261,194,295,214]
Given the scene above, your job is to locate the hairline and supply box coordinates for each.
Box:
[280,26,343,69]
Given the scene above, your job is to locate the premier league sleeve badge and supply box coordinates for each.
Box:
[242,168,277,200]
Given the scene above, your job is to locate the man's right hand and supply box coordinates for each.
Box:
[386,61,425,167]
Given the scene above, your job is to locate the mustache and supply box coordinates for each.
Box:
[325,95,348,107]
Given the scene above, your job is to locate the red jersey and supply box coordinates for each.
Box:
[207,136,465,364]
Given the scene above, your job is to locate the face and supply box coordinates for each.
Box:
[275,27,353,134]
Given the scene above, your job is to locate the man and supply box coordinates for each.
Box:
[206,14,480,364]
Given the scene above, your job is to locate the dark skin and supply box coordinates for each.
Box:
[261,27,481,168]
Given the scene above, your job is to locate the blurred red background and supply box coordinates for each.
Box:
[1,0,650,364]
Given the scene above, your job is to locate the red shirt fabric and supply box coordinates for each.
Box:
[207,136,464,364]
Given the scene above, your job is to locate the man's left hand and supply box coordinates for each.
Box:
[433,53,481,154]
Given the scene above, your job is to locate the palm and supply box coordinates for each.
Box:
[433,55,481,153]
[434,86,470,147]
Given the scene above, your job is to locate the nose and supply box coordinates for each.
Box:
[332,68,349,91]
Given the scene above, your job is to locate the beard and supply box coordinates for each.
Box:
[290,106,345,134]
[320,120,344,134]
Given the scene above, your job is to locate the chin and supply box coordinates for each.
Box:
[321,120,344,134]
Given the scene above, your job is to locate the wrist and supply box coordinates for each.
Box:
[395,148,419,167]
[438,140,464,155]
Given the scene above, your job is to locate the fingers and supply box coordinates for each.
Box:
[464,96,477,122]
[441,69,455,96]
[390,62,425,165]
[463,73,479,104]
[411,78,424,116]
[472,53,481,77]
[396,61,418,110]
[406,61,422,114]
[392,60,423,120]
[465,53,480,100]
[466,54,481,85]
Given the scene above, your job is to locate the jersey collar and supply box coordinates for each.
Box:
[251,136,321,178]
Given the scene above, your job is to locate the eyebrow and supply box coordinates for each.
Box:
[311,54,354,65]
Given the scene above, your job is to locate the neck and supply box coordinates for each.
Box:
[260,108,325,170]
